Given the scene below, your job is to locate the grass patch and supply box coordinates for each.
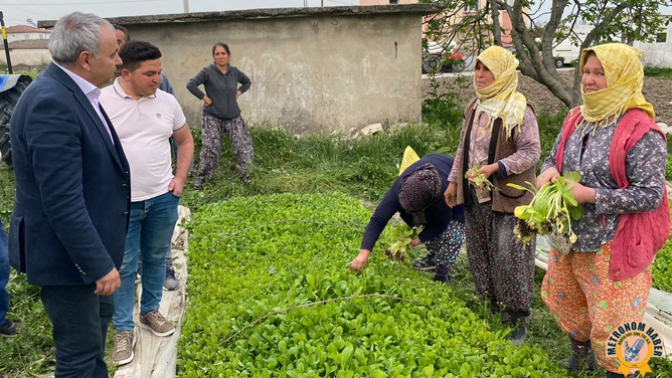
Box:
[644,66,672,79]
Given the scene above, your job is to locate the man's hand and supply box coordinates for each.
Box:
[236,91,242,100]
[95,268,120,296]
[169,177,186,196]
[444,182,457,208]
[203,95,213,106]
[537,167,560,189]
[349,250,371,272]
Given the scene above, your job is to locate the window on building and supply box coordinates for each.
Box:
[464,2,478,13]
[657,33,667,43]
[39,34,45,39]
[24,34,30,40]
[389,0,398,4]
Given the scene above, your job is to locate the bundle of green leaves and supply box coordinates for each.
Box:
[509,172,584,249]
[465,164,493,192]
[384,224,420,262]
[180,193,568,377]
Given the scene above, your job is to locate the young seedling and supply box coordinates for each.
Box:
[385,224,420,262]
[509,171,584,251]
[465,164,494,192]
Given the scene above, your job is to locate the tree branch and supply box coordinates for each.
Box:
[488,0,503,46]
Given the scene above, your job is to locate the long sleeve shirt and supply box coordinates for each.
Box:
[186,64,251,121]
[360,154,465,252]
[158,72,174,95]
[541,120,667,252]
[448,107,540,183]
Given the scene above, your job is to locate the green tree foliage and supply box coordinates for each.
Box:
[421,0,671,108]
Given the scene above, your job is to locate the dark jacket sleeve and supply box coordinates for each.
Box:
[159,72,175,95]
[186,68,208,100]
[24,96,115,283]
[237,69,251,93]
[360,186,403,251]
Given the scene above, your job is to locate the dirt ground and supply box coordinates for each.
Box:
[424,70,672,124]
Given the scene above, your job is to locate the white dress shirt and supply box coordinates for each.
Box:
[53,62,114,144]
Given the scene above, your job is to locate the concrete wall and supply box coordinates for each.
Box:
[67,6,437,134]
[0,49,51,67]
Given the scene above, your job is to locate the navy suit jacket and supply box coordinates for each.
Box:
[8,63,131,287]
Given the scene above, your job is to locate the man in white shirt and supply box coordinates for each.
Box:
[100,40,194,366]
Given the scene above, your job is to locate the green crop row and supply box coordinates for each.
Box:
[178,193,568,377]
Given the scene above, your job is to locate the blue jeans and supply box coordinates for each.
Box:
[1,220,9,325]
[112,192,179,332]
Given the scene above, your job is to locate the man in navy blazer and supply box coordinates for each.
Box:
[9,12,130,378]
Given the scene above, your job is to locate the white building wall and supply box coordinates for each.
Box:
[634,22,672,68]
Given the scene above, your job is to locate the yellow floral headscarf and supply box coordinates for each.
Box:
[474,46,527,138]
[580,43,655,126]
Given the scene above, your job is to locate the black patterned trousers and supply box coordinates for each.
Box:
[198,115,254,183]
[465,195,536,317]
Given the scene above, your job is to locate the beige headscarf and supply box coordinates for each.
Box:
[580,43,655,127]
[474,46,527,138]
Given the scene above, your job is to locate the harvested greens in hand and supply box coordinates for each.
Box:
[465,164,494,192]
[509,171,584,252]
[385,224,420,262]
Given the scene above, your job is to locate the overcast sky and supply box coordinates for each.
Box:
[0,0,670,27]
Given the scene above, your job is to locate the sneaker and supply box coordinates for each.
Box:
[412,255,436,271]
[0,320,24,337]
[139,310,175,337]
[111,330,136,365]
[163,266,179,291]
[193,176,205,190]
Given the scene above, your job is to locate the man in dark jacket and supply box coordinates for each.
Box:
[9,12,130,377]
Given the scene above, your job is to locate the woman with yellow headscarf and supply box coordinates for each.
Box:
[537,43,669,378]
[444,46,541,345]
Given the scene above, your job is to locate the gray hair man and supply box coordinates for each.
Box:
[9,11,130,378]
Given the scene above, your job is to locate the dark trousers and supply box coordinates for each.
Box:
[40,285,113,378]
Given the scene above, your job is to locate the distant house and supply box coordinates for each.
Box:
[5,25,51,43]
[0,39,51,71]
[634,17,672,68]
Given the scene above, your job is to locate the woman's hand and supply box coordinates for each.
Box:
[537,167,560,189]
[444,182,457,208]
[236,91,242,100]
[203,95,213,106]
[349,250,371,272]
[565,179,596,205]
[467,163,498,182]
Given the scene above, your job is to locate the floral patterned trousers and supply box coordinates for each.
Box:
[198,115,254,183]
[542,242,652,373]
[424,220,465,270]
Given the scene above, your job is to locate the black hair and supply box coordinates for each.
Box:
[112,24,130,42]
[119,41,162,72]
[212,42,230,56]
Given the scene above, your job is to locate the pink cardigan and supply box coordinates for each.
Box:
[555,108,670,281]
